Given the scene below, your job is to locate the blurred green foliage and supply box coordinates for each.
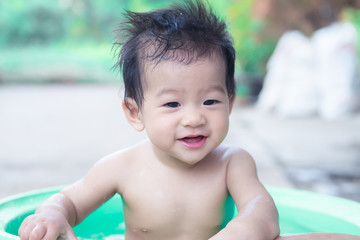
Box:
[0,0,128,46]
[0,0,273,85]
[0,0,359,85]
[344,7,360,57]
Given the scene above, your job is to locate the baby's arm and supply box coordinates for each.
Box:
[18,152,124,240]
[210,149,279,240]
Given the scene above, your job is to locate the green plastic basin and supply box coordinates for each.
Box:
[0,186,359,239]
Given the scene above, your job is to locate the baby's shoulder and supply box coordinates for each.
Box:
[216,144,253,159]
[94,140,150,170]
[214,145,255,166]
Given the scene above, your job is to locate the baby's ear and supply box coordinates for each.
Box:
[122,98,145,131]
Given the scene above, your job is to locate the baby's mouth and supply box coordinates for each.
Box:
[178,136,207,149]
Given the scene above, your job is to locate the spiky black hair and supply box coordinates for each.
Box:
[113,0,235,109]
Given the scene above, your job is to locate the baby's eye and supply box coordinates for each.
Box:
[164,102,181,108]
[203,99,219,105]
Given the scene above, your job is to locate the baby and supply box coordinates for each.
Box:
[18,0,279,239]
[17,0,358,240]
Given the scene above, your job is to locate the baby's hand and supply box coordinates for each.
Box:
[18,210,77,240]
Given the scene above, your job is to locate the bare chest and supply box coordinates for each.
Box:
[121,169,228,239]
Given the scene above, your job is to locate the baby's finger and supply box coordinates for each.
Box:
[18,216,32,239]
[44,228,77,240]
[19,217,37,240]
[28,224,46,240]
[42,227,61,240]
[18,220,26,237]
[64,228,78,240]
[42,225,77,240]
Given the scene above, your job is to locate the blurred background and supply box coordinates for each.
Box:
[1,0,360,202]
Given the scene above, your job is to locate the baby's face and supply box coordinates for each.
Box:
[139,57,233,166]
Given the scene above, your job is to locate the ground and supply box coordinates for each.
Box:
[0,84,359,202]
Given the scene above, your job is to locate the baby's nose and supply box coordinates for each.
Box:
[181,108,205,127]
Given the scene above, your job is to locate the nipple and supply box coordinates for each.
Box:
[141,228,149,233]
[131,227,149,233]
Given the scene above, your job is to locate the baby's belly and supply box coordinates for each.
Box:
[122,200,224,240]
[124,223,219,240]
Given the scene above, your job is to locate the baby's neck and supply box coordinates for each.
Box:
[149,142,207,171]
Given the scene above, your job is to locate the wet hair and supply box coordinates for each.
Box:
[113,0,235,109]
